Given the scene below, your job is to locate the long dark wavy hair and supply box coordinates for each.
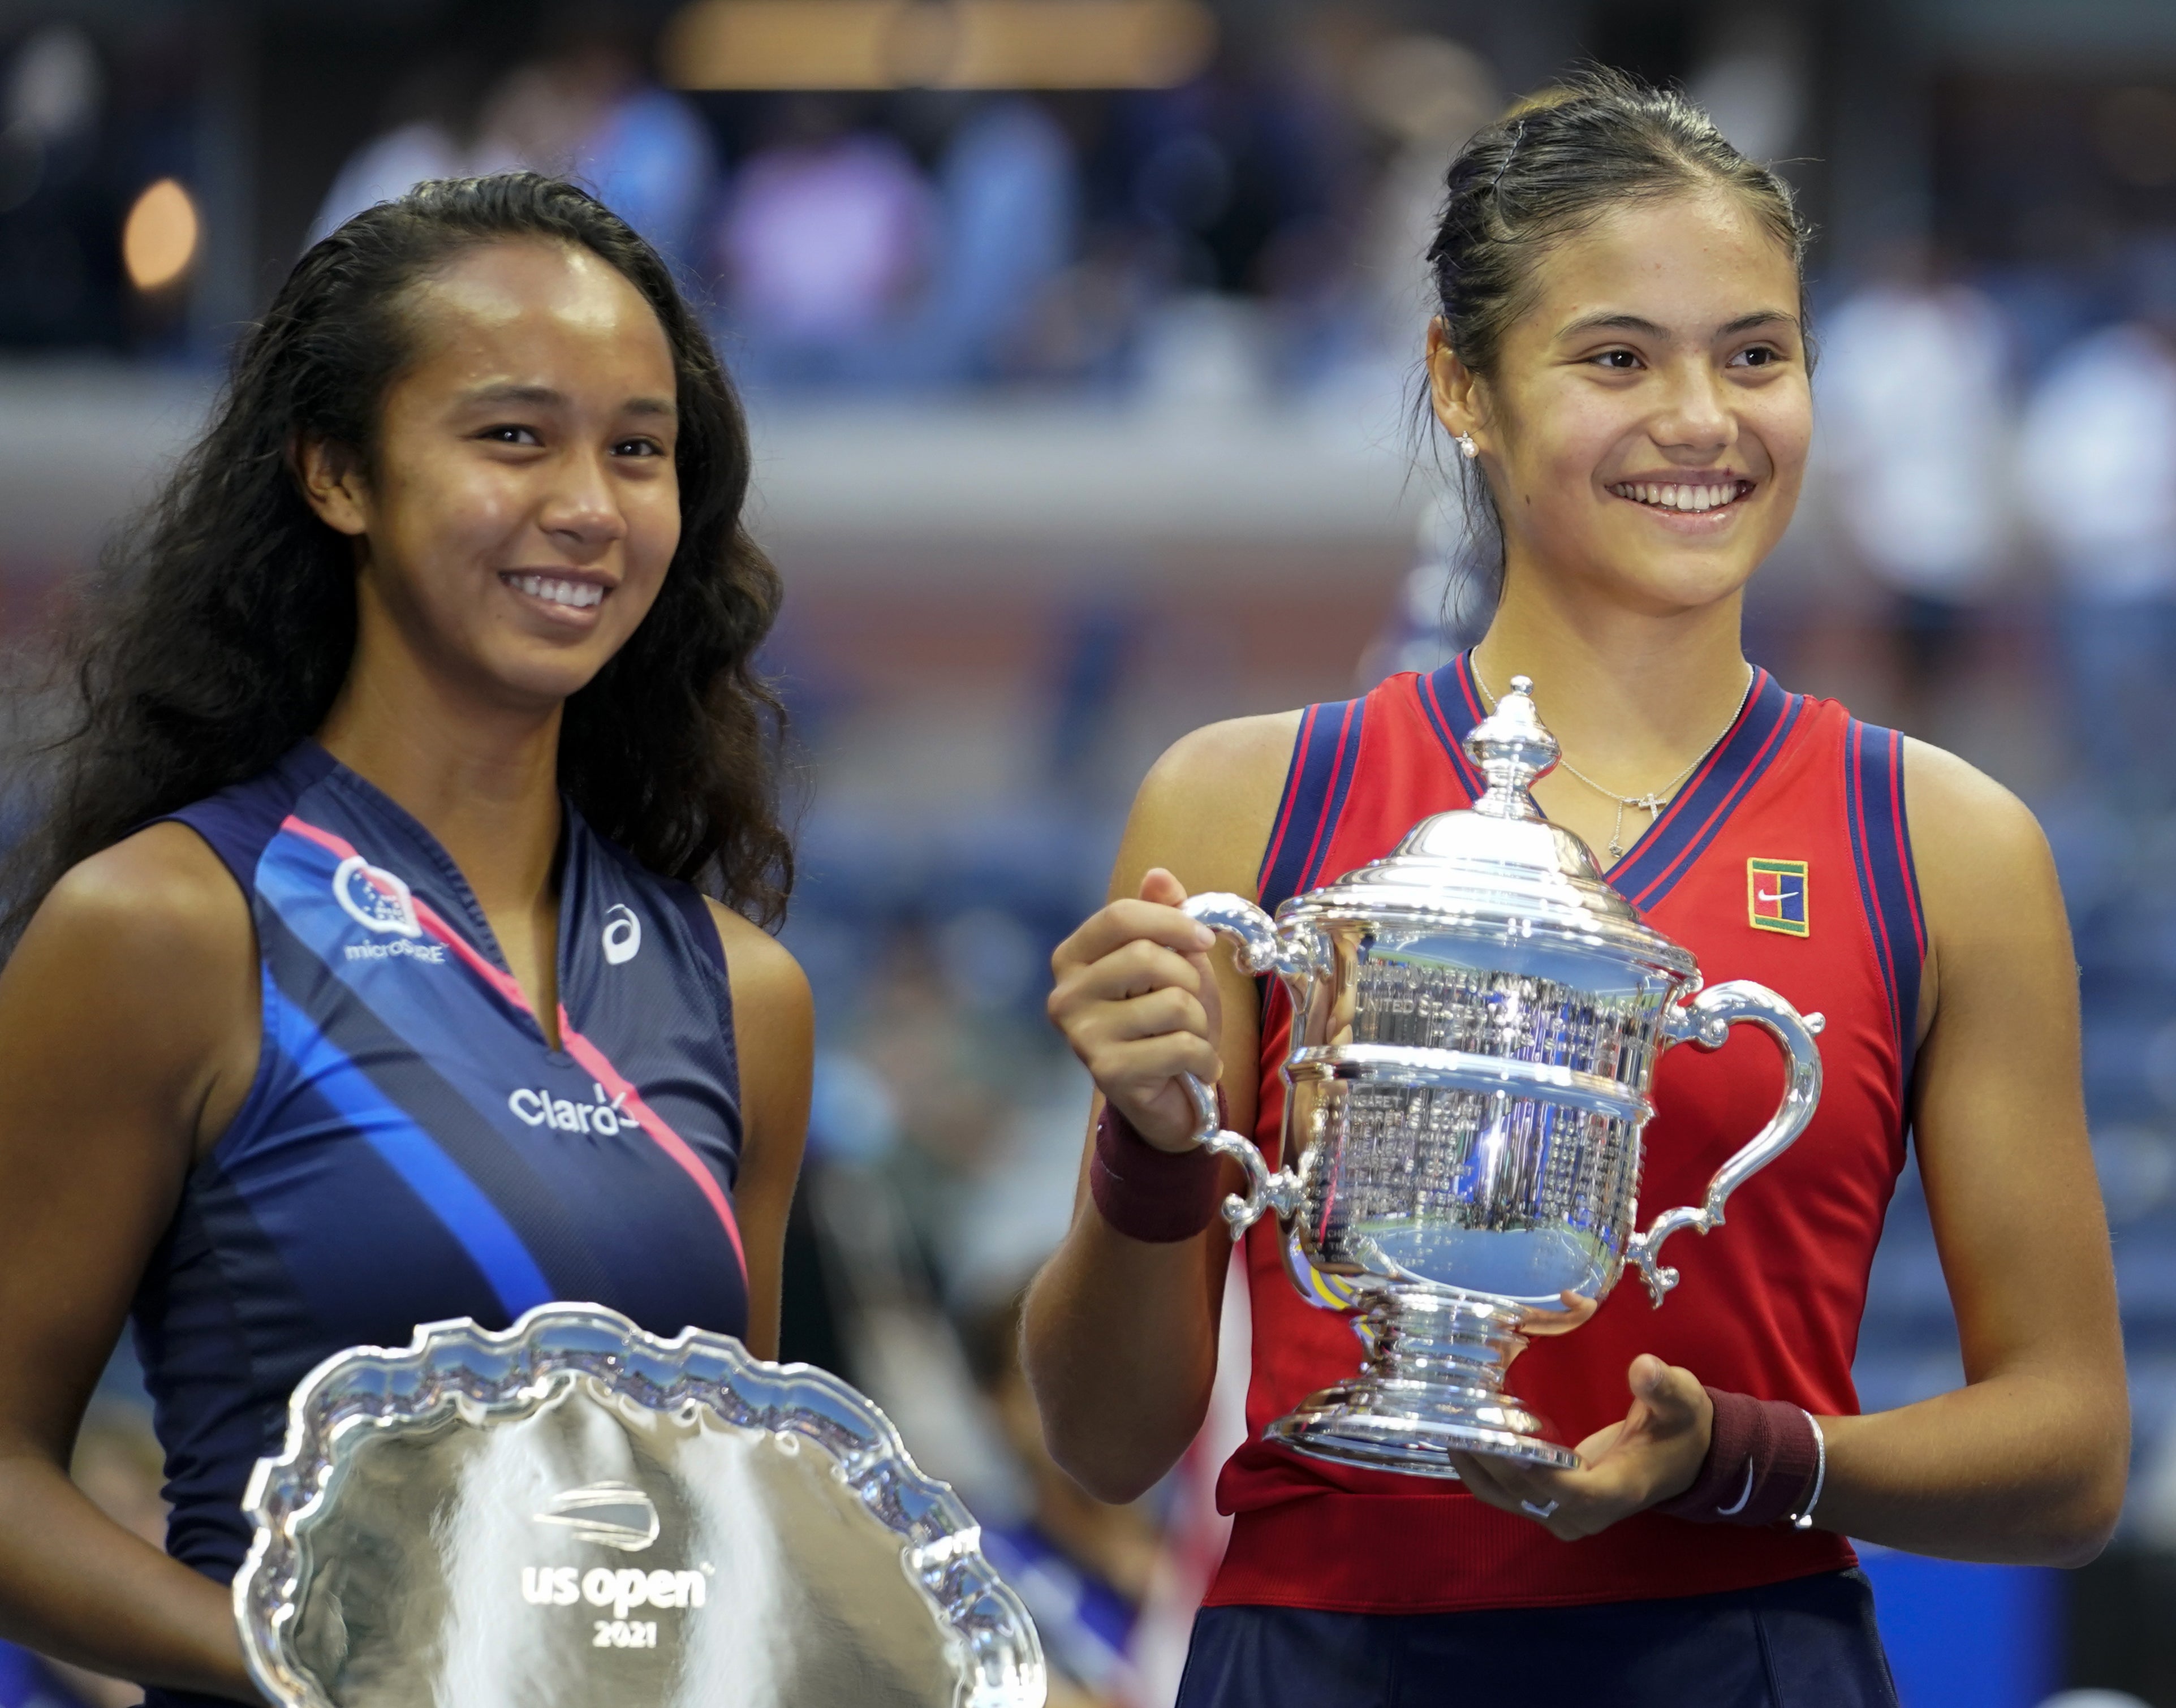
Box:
[3,172,791,941]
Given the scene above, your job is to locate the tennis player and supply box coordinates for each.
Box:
[1029,74,2125,1705]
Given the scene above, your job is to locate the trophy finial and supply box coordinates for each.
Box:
[1464,675,1559,820]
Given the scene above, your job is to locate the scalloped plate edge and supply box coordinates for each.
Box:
[231,1301,1046,1708]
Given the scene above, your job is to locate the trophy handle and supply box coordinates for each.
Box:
[1178,893,1307,1237]
[1624,980,1825,1306]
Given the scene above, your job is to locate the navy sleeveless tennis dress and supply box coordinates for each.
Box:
[138,743,748,1705]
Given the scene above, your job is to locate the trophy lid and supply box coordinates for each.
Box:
[1286,676,1694,975]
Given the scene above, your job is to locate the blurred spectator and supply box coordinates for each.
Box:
[0,1640,89,1708]
[477,17,716,266]
[965,1296,1158,1707]
[0,21,123,350]
[312,18,715,269]
[0,1403,166,1708]
[898,98,1078,385]
[715,98,938,386]
[1816,251,2016,732]
[2019,240,2176,810]
[1346,33,1499,357]
[309,56,486,243]
[1356,490,1495,688]
[1113,1251,1251,1708]
[1685,8,1809,163]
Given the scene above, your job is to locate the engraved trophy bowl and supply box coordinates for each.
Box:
[234,1304,1046,1708]
[1181,677,1824,1476]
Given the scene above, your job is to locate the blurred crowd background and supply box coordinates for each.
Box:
[2,0,2175,1704]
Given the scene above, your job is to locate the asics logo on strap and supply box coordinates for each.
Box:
[602,903,641,965]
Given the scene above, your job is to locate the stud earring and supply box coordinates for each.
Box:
[1457,433,1479,460]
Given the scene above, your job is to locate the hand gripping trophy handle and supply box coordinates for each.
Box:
[1175,892,1303,1237]
[1624,981,1826,1305]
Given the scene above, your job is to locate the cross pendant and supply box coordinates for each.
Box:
[1634,792,1668,820]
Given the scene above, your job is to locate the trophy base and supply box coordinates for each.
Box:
[1264,1286,1577,1477]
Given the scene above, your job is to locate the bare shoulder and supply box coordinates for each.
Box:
[701,899,813,1023]
[1141,710,1307,800]
[0,822,257,1146]
[1900,737,2067,986]
[1900,737,2058,895]
[1118,710,1305,899]
[18,822,251,978]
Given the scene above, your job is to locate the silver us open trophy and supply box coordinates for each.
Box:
[1182,677,1823,1474]
[234,1304,1045,1708]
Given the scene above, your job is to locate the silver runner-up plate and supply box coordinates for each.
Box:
[234,1303,1046,1708]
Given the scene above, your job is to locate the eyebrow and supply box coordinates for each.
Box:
[1555,309,1802,342]
[458,382,677,417]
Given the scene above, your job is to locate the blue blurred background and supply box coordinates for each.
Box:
[1,1,2174,1704]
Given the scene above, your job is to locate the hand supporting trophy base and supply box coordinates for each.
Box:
[1179,678,1825,1477]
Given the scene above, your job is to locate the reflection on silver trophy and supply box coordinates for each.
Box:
[1182,678,1824,1474]
[234,1304,1045,1708]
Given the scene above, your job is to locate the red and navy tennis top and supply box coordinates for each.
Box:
[1209,655,1924,1615]
[139,744,749,1601]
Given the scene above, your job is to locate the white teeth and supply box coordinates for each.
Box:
[1613,481,1743,512]
[510,574,604,610]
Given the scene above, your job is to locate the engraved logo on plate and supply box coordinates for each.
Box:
[532,1481,660,1550]
[524,1482,708,1647]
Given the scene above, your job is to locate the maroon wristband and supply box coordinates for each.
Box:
[1651,1388,1820,1528]
[1088,1100,1223,1243]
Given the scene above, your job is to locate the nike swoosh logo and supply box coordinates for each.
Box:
[1716,1459,1757,1516]
[1757,888,1789,905]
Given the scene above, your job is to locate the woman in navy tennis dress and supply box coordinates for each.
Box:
[0,175,811,1704]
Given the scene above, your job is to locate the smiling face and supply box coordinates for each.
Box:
[302,238,682,714]
[1430,189,1811,617]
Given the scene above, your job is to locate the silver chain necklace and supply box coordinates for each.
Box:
[1473,664,1755,861]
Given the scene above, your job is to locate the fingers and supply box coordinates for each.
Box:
[1049,870,1236,1147]
[1627,1354,1708,1435]
[1053,895,1214,974]
[1054,935,1208,1006]
[1073,1016,1225,1094]
[1137,866,1188,907]
[1445,1451,1587,1542]
[1443,1359,1716,1542]
[1050,943,1218,1077]
[1518,1291,1598,1338]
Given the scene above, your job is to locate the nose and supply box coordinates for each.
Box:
[1650,356,1736,458]
[537,446,627,560]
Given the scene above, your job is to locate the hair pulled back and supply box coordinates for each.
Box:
[5,171,791,939]
[1432,68,1809,379]
[1425,70,1811,589]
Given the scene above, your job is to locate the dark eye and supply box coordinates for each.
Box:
[1593,349,1642,371]
[612,437,666,458]
[1730,345,1782,368]
[480,424,542,446]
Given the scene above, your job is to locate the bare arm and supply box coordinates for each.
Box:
[1022,712,1296,1503]
[0,826,264,1699]
[1451,741,2127,1565]
[1808,740,2125,1562]
[707,903,813,1363]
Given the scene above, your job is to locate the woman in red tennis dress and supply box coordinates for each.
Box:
[1025,72,2126,1708]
